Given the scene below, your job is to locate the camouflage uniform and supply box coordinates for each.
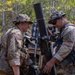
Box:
[0,14,33,75]
[54,22,75,75]
[48,11,75,75]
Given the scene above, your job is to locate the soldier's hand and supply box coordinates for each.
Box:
[43,60,54,73]
[43,57,59,73]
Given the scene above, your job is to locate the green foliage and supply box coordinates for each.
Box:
[0,0,75,36]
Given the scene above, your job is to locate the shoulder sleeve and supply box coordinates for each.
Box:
[7,29,23,66]
[54,28,75,62]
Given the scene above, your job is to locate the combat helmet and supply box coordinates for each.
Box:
[13,14,33,25]
[48,11,66,24]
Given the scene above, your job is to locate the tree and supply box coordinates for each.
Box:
[0,0,75,35]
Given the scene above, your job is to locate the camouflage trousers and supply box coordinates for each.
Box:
[57,64,75,75]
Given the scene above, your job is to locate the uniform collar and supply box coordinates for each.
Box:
[59,21,70,33]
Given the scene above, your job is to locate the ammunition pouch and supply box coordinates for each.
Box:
[61,48,75,67]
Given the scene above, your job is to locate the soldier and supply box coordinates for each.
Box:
[43,11,75,75]
[0,14,33,75]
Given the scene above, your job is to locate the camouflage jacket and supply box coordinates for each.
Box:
[0,26,27,74]
[54,22,75,62]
